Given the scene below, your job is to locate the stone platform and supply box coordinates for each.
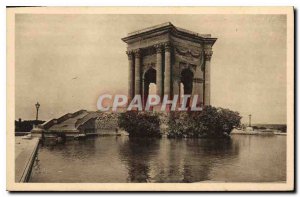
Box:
[15,137,39,182]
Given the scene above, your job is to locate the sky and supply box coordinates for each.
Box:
[15,14,287,124]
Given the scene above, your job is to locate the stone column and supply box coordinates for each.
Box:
[126,50,134,102]
[164,42,172,97]
[154,44,163,98]
[198,79,204,106]
[134,49,141,96]
[204,48,213,105]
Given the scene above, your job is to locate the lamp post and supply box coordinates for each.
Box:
[248,114,252,127]
[35,102,40,121]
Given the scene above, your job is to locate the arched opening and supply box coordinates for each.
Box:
[143,68,156,109]
[180,68,194,108]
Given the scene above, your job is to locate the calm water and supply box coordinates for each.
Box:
[30,135,286,183]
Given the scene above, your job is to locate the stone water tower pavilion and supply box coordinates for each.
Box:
[122,22,217,107]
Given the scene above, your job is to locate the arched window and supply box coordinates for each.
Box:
[180,68,194,108]
[143,68,157,109]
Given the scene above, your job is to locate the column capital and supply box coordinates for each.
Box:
[126,50,134,60]
[154,44,162,53]
[163,42,172,52]
[204,49,213,61]
[133,49,141,58]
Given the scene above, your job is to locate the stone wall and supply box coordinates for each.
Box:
[95,112,119,130]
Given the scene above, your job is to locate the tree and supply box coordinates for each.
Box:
[118,111,161,137]
[168,106,241,138]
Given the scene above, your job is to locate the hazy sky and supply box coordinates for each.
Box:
[15,14,287,124]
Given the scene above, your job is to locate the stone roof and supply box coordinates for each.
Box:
[122,22,216,45]
[127,22,211,38]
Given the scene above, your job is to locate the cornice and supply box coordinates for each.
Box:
[122,23,217,47]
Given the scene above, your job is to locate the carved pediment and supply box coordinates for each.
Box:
[175,46,204,65]
[175,46,202,58]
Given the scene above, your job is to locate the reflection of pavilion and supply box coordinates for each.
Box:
[117,138,240,183]
[122,22,217,107]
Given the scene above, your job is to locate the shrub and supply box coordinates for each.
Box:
[168,106,241,138]
[278,125,287,133]
[118,111,161,137]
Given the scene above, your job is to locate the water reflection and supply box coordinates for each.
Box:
[182,139,239,182]
[46,138,97,160]
[118,138,160,182]
[30,135,286,183]
[117,138,240,182]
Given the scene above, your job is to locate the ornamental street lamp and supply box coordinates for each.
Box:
[35,102,40,121]
[248,114,252,127]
